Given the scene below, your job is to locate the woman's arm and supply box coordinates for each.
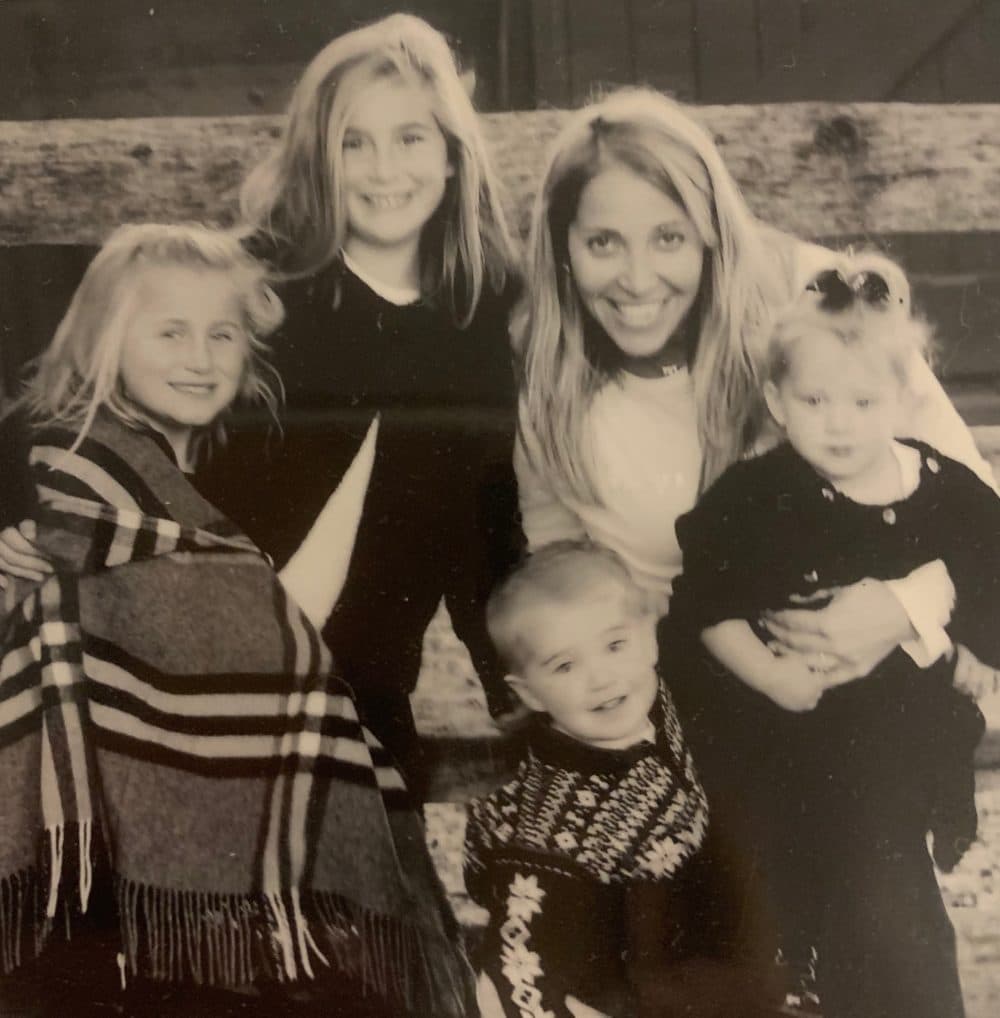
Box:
[277,416,378,628]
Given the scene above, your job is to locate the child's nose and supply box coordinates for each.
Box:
[370,142,397,182]
[826,403,852,431]
[184,335,214,372]
[585,665,612,692]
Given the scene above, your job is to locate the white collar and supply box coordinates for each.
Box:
[341,250,421,307]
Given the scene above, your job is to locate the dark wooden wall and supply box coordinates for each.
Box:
[3,3,998,117]
[2,1,1000,415]
[0,0,533,119]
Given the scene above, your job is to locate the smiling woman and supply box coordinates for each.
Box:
[567,166,704,373]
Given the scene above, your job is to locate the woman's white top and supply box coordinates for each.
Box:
[515,367,700,609]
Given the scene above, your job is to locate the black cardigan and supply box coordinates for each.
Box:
[664,439,994,871]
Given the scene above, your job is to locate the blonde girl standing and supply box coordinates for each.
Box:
[219,14,522,801]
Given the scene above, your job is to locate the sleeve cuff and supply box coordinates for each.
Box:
[884,559,955,667]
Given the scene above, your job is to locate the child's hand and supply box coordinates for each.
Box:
[0,520,51,589]
[765,655,827,712]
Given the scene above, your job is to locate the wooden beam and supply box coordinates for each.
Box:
[2,103,1000,246]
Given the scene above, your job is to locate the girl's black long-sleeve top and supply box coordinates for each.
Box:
[199,263,522,717]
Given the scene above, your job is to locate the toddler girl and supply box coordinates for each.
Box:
[668,254,997,1018]
[0,223,472,1017]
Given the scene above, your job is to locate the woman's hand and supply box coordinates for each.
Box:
[762,578,912,682]
[0,520,51,589]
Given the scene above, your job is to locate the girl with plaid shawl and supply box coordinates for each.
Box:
[0,224,475,1017]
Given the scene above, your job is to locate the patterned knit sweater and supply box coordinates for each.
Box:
[464,681,708,1018]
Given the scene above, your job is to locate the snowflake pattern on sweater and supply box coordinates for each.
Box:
[464,681,708,1017]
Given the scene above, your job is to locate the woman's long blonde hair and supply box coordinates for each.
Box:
[18,222,284,452]
[514,88,782,501]
[240,13,515,326]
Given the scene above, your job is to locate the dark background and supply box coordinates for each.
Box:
[1,0,1000,418]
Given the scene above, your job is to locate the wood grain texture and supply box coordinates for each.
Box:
[3,103,1000,247]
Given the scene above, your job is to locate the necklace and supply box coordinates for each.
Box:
[659,362,684,378]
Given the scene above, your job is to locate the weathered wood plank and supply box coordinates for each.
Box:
[3,103,1000,246]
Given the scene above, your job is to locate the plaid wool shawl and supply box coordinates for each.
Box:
[0,412,472,1014]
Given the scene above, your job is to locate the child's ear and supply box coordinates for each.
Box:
[763,380,786,428]
[505,673,544,713]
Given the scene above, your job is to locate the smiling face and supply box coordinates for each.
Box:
[119,266,248,465]
[765,330,905,488]
[339,75,453,267]
[507,582,659,749]
[567,165,705,368]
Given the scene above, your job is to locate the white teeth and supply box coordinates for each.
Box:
[365,193,411,210]
[170,384,216,396]
[594,695,626,712]
[613,301,663,328]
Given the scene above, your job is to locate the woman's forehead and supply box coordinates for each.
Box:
[573,165,691,227]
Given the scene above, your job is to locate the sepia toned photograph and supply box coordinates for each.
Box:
[0,2,999,1015]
